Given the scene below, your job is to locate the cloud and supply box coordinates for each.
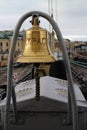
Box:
[58,0,87,18]
[64,35,87,41]
[55,0,87,36]
[0,0,49,30]
[0,0,87,39]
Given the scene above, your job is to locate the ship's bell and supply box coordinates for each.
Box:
[16,16,56,63]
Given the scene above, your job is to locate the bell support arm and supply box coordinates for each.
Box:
[5,11,78,130]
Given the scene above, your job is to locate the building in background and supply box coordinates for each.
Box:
[54,38,87,59]
[0,30,24,66]
[0,29,87,66]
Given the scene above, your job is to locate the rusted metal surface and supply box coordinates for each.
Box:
[71,64,87,79]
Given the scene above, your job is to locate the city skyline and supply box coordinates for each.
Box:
[0,0,87,41]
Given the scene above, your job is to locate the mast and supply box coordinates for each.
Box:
[48,0,54,31]
[55,0,57,22]
[51,0,53,18]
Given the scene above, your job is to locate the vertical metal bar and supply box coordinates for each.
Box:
[1,110,4,130]
[11,81,18,122]
[35,68,40,101]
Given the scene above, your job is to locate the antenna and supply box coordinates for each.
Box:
[55,0,57,22]
[48,0,51,31]
[51,0,53,18]
[48,0,54,31]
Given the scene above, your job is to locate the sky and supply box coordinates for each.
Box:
[0,0,87,41]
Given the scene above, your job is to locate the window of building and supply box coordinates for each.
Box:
[1,56,4,61]
[6,42,8,47]
[18,49,20,51]
[0,42,2,47]
[6,49,9,52]
[0,49,3,52]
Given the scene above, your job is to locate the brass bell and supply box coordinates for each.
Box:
[16,16,56,63]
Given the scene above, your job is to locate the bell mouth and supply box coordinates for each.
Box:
[16,55,55,63]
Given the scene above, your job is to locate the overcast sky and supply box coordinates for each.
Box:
[0,0,87,41]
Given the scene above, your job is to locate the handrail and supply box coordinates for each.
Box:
[70,60,87,69]
[4,11,78,130]
[0,63,21,71]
